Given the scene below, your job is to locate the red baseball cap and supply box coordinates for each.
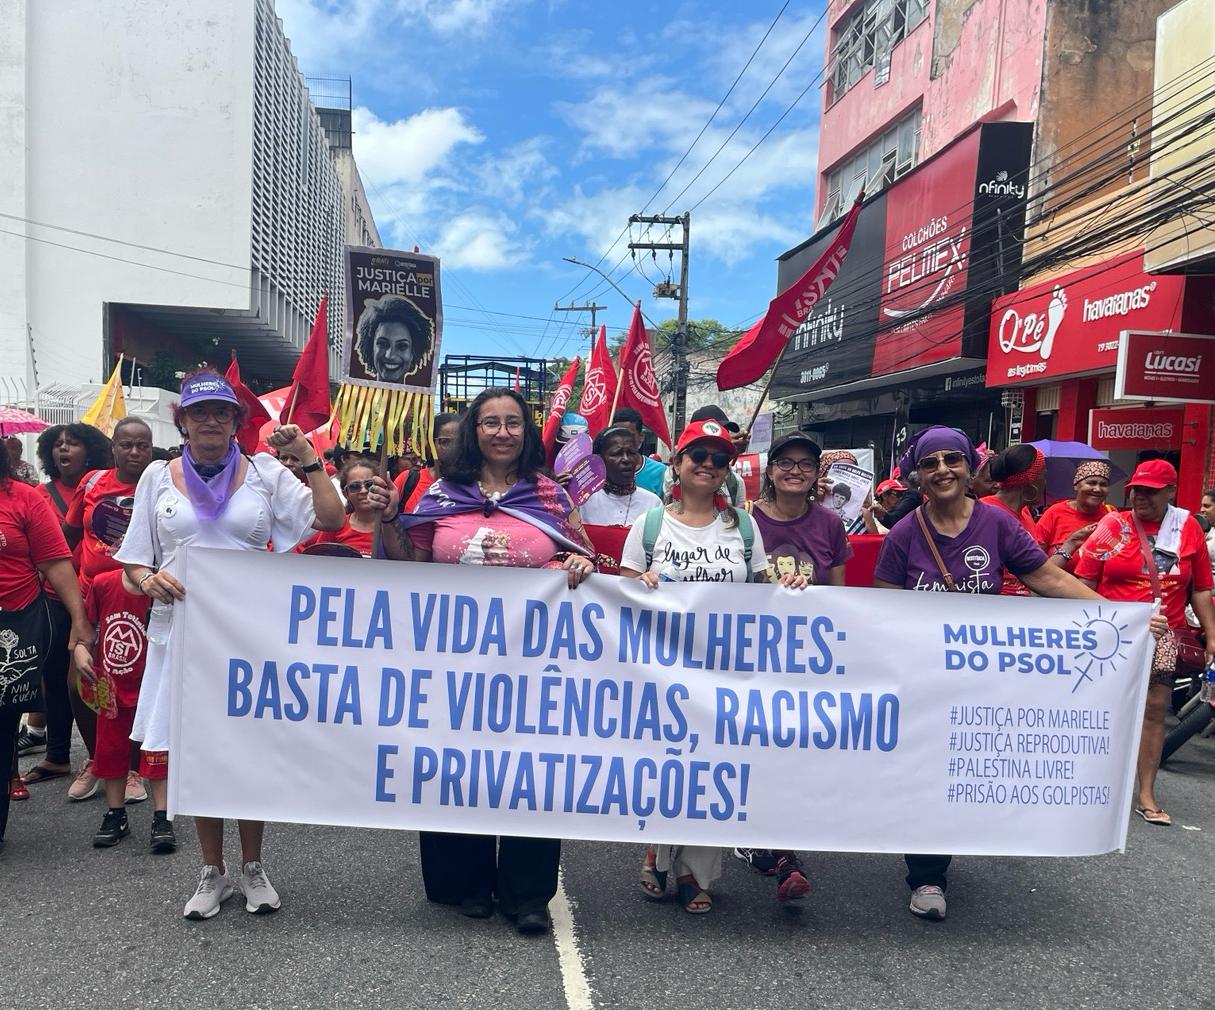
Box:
[675,419,736,457]
[875,478,908,496]
[1126,459,1177,489]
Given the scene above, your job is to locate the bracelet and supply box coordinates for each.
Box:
[1053,546,1074,560]
[137,572,157,594]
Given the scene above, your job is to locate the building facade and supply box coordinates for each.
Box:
[0,0,377,434]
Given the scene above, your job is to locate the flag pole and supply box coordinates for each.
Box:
[371,412,390,559]
[284,384,300,427]
[743,341,791,434]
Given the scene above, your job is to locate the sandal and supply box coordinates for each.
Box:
[1135,805,1171,826]
[9,777,29,801]
[639,864,668,899]
[21,763,70,785]
[676,878,712,914]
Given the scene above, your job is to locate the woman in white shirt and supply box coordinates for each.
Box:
[619,419,806,914]
[579,426,662,573]
[117,371,347,921]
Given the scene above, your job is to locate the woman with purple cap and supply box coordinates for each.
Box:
[381,386,595,936]
[873,425,1106,923]
[115,369,346,921]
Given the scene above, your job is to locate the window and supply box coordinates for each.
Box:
[819,107,921,228]
[828,0,929,102]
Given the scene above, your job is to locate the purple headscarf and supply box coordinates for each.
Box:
[898,426,981,478]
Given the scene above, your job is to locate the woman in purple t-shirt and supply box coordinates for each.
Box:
[873,426,1102,924]
[748,433,851,586]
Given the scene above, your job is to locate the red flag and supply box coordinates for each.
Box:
[716,194,864,390]
[225,352,271,453]
[617,303,672,447]
[579,325,618,437]
[281,293,331,432]
[541,356,581,466]
[513,365,521,393]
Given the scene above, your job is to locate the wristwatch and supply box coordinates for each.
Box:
[301,459,323,474]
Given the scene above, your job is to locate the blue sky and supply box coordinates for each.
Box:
[277,0,826,363]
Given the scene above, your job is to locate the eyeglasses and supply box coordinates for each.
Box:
[917,451,968,472]
[343,480,375,493]
[771,457,817,474]
[477,417,524,434]
[435,436,456,448]
[687,447,731,468]
[185,404,236,422]
[113,441,152,452]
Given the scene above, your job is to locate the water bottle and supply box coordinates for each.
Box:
[146,601,173,647]
[1201,661,1215,704]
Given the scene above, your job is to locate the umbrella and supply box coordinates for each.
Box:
[1028,439,1127,503]
[0,406,48,437]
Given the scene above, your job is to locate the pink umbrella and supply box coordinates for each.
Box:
[0,406,48,437]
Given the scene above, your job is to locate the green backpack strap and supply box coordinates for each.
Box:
[735,508,755,581]
[642,506,666,570]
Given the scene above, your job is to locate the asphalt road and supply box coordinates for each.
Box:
[3,729,1213,1010]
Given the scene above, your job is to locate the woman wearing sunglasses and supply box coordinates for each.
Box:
[297,459,392,558]
[748,432,850,587]
[620,419,810,914]
[873,425,1111,923]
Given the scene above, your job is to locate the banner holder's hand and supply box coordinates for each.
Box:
[1149,598,1168,640]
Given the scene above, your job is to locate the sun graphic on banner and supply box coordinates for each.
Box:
[1069,605,1134,693]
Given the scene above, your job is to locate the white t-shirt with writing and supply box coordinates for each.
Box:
[620,509,769,583]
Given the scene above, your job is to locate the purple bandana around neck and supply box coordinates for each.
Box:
[398,474,592,557]
[182,442,242,521]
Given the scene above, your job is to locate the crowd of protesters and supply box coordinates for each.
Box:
[3,371,1213,935]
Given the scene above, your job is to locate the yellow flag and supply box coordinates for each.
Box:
[81,355,127,436]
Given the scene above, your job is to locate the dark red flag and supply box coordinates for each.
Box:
[281,293,331,432]
[716,194,864,390]
[224,352,271,453]
[578,325,618,437]
[541,356,581,466]
[617,303,671,447]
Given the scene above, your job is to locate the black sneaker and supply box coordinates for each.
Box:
[150,813,177,854]
[732,847,778,875]
[15,725,46,756]
[92,809,129,848]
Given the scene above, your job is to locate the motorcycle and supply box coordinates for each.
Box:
[1160,628,1213,765]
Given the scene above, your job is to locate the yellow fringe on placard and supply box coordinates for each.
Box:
[330,383,436,459]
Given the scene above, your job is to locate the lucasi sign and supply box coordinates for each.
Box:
[1114,330,1215,404]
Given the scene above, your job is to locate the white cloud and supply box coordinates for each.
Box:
[413,0,518,35]
[352,105,483,186]
[432,211,523,270]
[555,81,718,160]
[477,137,558,205]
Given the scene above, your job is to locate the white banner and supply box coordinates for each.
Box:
[170,547,1153,856]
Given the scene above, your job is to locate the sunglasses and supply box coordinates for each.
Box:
[343,480,376,493]
[917,451,968,472]
[687,447,731,468]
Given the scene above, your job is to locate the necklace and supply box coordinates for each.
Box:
[604,478,636,496]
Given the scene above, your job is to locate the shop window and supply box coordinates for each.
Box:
[819,107,922,228]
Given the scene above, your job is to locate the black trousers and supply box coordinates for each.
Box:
[419,831,560,916]
[905,853,952,890]
[1,709,21,841]
[42,599,74,766]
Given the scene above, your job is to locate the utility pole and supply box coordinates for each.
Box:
[552,300,607,360]
[628,212,689,432]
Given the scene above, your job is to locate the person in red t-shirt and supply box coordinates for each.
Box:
[76,569,174,852]
[1075,459,1215,827]
[394,412,458,513]
[296,459,386,558]
[22,422,111,792]
[982,445,1047,596]
[1,457,95,842]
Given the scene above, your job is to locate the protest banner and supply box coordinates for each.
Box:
[334,246,444,456]
[170,547,1153,856]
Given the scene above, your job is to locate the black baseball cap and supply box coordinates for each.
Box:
[768,431,821,460]
[689,404,740,433]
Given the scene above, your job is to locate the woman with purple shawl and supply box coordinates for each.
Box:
[381,387,594,934]
[117,370,347,921]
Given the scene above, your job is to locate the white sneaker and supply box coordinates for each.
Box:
[124,771,148,804]
[183,865,235,920]
[909,884,947,921]
[240,860,281,914]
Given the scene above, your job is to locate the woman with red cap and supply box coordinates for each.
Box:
[1036,461,1115,571]
[981,445,1048,595]
[1074,459,1215,826]
[116,370,346,920]
[620,419,809,914]
[864,477,909,534]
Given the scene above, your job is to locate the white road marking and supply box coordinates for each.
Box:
[550,868,596,1010]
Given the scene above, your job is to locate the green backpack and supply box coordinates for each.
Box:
[640,506,755,581]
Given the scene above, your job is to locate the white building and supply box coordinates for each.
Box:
[0,0,379,433]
